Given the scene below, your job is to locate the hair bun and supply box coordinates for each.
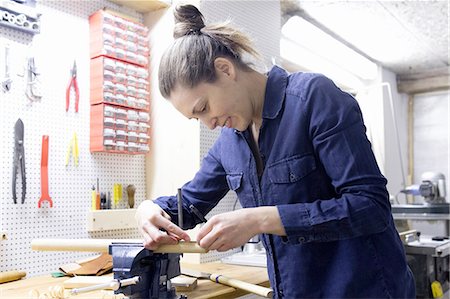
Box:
[173,4,205,38]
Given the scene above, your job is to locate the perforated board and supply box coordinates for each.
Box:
[0,0,146,277]
[197,0,281,264]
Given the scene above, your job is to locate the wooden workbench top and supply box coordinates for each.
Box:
[181,262,270,299]
[0,262,269,299]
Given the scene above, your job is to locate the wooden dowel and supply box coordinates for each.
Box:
[31,239,207,254]
[0,271,26,284]
[209,273,273,298]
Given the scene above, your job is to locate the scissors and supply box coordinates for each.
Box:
[66,60,79,112]
[12,118,26,204]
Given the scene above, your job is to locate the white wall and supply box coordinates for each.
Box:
[356,67,409,201]
[201,0,280,69]
[144,0,281,200]
[144,7,201,200]
[356,76,386,175]
[143,0,281,264]
[371,70,449,205]
[380,68,409,201]
[413,90,449,202]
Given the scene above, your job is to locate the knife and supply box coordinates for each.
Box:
[181,268,273,298]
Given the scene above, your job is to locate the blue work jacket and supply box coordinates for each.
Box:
[155,66,415,298]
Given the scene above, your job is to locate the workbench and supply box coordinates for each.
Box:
[0,262,270,299]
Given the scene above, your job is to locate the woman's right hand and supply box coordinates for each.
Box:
[135,200,191,250]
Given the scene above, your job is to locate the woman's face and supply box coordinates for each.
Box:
[169,62,254,132]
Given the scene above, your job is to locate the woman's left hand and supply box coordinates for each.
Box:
[196,206,286,251]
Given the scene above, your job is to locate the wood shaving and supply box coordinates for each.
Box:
[28,285,67,299]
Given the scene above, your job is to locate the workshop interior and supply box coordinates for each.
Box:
[0,0,449,298]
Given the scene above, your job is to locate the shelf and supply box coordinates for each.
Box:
[87,209,137,231]
[108,0,169,13]
[0,2,41,35]
[0,17,40,34]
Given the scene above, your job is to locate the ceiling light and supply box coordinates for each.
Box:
[281,16,378,81]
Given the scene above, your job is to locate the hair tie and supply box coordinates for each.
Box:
[187,28,201,35]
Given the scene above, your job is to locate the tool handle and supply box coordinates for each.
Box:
[66,80,70,111]
[20,155,26,204]
[0,271,26,284]
[209,273,273,298]
[66,78,79,112]
[71,276,139,295]
[73,78,79,112]
[31,239,207,254]
[12,163,17,204]
[38,135,52,208]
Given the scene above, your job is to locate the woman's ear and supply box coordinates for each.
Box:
[214,57,236,80]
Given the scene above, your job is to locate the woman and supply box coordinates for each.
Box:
[136,4,415,298]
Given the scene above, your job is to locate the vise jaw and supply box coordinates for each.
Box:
[109,242,182,299]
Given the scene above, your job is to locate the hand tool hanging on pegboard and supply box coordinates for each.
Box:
[66,60,79,112]
[1,45,12,92]
[38,135,53,208]
[12,118,26,204]
[25,56,42,102]
[65,132,79,167]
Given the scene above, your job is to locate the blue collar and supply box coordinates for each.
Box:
[262,65,288,119]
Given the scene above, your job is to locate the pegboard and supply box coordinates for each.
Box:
[198,124,242,263]
[0,0,147,277]
[196,0,281,264]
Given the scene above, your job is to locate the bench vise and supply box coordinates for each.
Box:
[31,239,207,298]
[109,242,185,299]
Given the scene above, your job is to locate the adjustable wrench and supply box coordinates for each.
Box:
[2,45,12,92]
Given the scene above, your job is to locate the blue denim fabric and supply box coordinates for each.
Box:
[154,66,415,298]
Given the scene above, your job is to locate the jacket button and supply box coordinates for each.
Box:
[289,173,295,180]
[298,236,306,243]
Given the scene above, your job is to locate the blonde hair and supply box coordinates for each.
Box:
[158,4,260,98]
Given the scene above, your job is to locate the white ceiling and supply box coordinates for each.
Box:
[282,0,449,80]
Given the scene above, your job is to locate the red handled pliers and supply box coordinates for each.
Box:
[66,60,79,112]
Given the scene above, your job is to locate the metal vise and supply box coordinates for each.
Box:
[109,242,183,299]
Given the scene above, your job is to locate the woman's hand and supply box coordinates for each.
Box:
[136,200,190,250]
[196,206,286,252]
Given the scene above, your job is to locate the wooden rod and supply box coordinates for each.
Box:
[209,273,273,298]
[0,271,26,284]
[31,239,207,254]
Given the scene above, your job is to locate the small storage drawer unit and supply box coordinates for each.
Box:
[90,103,150,154]
[90,56,150,110]
[89,10,151,154]
[89,10,149,66]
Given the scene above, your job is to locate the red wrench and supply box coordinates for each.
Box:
[38,135,53,208]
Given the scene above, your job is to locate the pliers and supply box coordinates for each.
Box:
[12,118,26,204]
[66,60,79,112]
